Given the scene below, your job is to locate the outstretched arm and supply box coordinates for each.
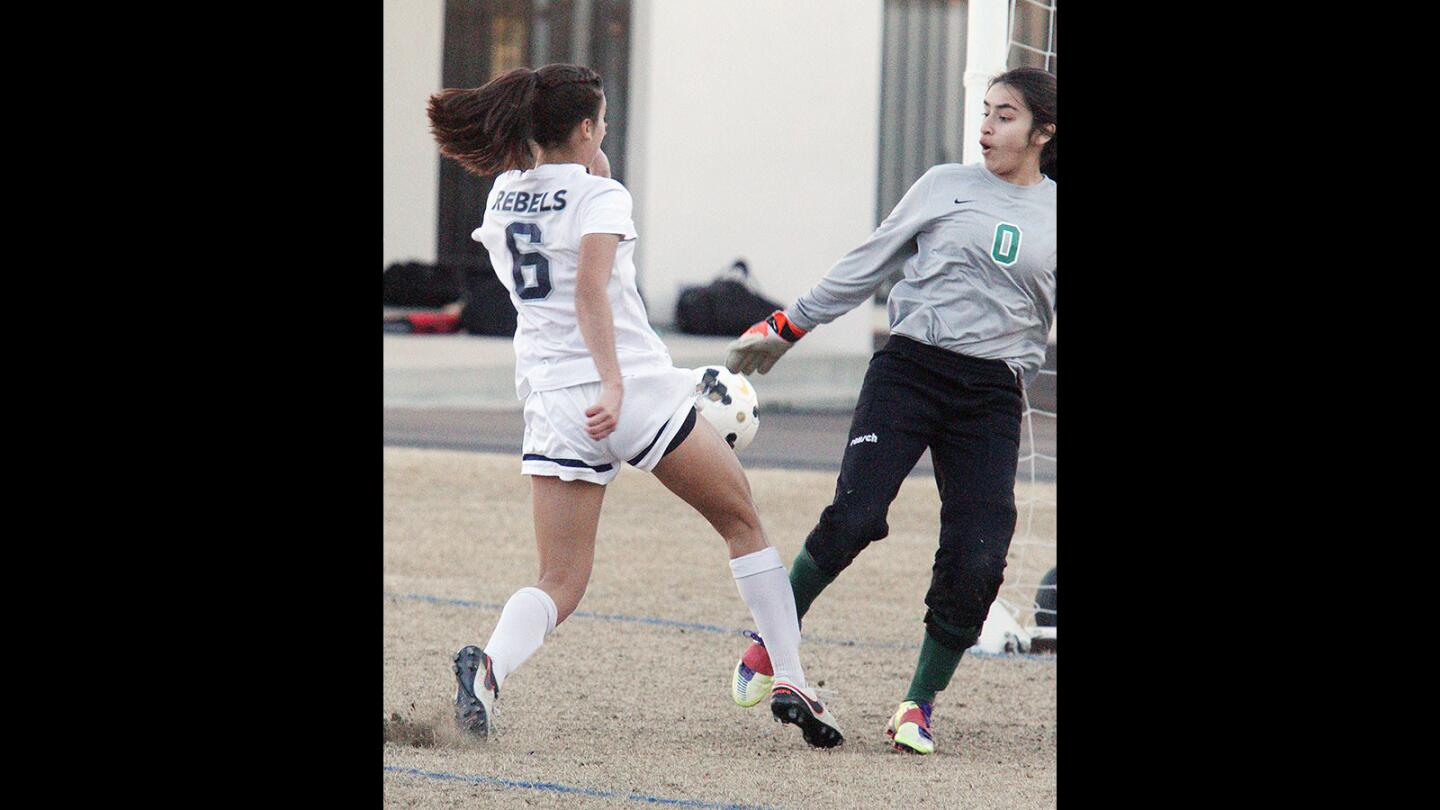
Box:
[786,167,941,331]
[726,168,942,374]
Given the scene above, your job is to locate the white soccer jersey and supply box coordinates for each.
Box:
[473,163,673,398]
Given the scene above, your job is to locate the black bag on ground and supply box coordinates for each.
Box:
[459,262,519,336]
[675,260,782,336]
[383,261,466,308]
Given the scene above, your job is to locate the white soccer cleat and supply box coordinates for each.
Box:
[770,677,843,748]
[453,645,499,737]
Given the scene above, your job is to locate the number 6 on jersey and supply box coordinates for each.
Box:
[506,222,552,301]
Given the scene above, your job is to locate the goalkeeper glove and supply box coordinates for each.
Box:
[725,310,808,375]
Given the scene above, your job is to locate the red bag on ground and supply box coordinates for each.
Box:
[384,311,462,334]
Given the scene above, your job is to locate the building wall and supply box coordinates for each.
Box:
[628,0,883,356]
[384,0,446,266]
[383,0,884,356]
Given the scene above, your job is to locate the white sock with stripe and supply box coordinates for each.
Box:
[730,546,807,689]
[480,586,558,692]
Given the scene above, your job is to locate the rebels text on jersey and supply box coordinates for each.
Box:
[473,163,672,398]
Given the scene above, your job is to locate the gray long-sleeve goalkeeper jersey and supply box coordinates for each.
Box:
[785,163,1056,385]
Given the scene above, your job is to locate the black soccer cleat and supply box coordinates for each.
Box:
[770,678,844,749]
[453,645,498,738]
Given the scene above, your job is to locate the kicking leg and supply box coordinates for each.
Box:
[652,415,842,747]
[652,417,802,679]
[728,349,935,714]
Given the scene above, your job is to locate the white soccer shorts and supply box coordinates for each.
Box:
[521,367,699,485]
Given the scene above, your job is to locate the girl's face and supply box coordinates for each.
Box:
[978,82,1050,181]
[581,94,608,162]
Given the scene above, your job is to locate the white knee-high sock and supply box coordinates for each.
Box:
[481,586,558,692]
[730,546,806,689]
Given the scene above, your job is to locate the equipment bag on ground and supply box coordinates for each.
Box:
[383,261,466,308]
[675,259,783,336]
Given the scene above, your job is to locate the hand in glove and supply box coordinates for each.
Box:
[725,310,808,375]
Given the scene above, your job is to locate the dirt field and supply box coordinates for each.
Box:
[384,447,1056,809]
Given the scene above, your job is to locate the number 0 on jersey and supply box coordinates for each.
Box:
[991,223,1022,266]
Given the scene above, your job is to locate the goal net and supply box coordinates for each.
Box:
[989,338,1056,647]
[979,0,1057,653]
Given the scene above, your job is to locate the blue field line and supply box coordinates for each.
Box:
[383,765,773,810]
[383,591,1055,661]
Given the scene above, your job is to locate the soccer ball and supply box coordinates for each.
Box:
[1033,567,1057,627]
[693,366,760,452]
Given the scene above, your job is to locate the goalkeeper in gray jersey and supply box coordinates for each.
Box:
[724,67,1056,755]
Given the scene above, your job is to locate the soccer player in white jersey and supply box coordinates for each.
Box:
[427,63,842,749]
[724,67,1057,755]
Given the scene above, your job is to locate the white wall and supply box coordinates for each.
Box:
[383,0,884,358]
[383,0,445,266]
[628,0,883,357]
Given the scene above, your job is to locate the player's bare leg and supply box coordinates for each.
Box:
[531,476,605,623]
[652,415,764,560]
[652,416,842,747]
[455,476,604,738]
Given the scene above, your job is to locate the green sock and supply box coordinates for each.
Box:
[904,628,967,705]
[788,548,835,623]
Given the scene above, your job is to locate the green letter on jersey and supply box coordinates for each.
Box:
[991,223,1022,266]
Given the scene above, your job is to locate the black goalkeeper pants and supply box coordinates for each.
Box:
[802,335,1024,648]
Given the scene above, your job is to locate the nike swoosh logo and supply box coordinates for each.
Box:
[777,686,825,715]
[955,198,964,204]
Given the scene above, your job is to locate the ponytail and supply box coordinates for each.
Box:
[429,64,604,178]
[428,67,539,177]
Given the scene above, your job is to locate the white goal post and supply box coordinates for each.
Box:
[974,0,1058,655]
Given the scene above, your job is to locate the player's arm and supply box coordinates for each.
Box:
[575,232,624,440]
[726,168,942,375]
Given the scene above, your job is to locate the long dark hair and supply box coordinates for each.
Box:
[428,64,604,177]
[990,67,1056,179]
